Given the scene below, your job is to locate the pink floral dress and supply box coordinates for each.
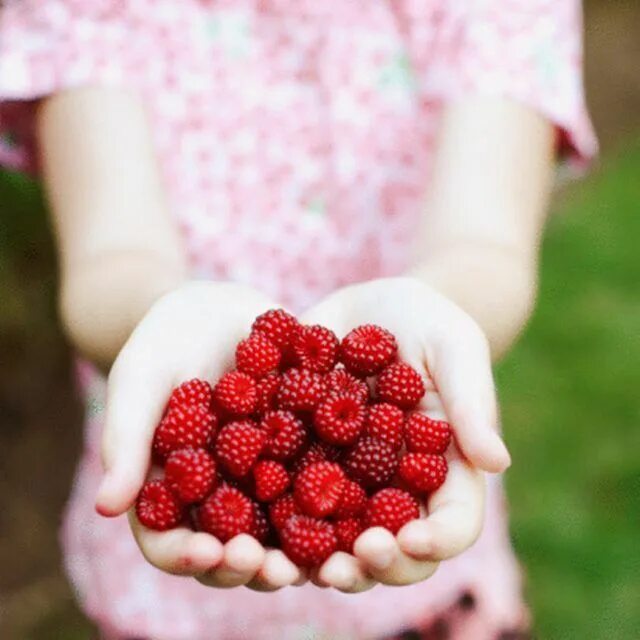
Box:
[0,1,596,639]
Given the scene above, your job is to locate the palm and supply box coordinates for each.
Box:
[300,277,507,591]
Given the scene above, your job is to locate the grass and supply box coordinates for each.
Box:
[497,140,640,639]
[1,141,639,638]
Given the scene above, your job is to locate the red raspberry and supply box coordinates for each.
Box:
[292,325,339,373]
[251,502,270,544]
[198,485,255,542]
[165,448,217,504]
[398,453,448,494]
[152,404,217,463]
[253,460,290,502]
[235,332,281,378]
[216,420,266,477]
[252,308,300,349]
[269,493,300,531]
[314,393,366,446]
[258,410,307,461]
[213,371,258,416]
[363,403,404,451]
[291,441,341,474]
[294,461,346,518]
[335,517,366,554]
[376,362,425,409]
[340,324,398,376]
[333,479,367,519]
[167,378,213,411]
[343,437,398,489]
[255,372,281,414]
[365,488,420,534]
[404,413,452,455]
[280,516,337,567]
[324,368,369,404]
[277,368,326,412]
[135,480,183,531]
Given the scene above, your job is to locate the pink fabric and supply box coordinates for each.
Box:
[0,1,596,638]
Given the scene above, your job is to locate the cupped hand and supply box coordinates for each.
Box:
[96,281,302,591]
[300,277,510,592]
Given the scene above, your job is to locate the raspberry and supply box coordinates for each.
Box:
[216,420,266,477]
[376,362,425,409]
[236,333,281,378]
[251,502,270,544]
[269,493,300,531]
[167,378,213,411]
[404,413,452,455]
[314,393,366,446]
[213,371,258,416]
[365,488,420,534]
[135,480,183,531]
[340,324,397,376]
[165,448,217,504]
[343,437,398,489]
[335,518,366,554]
[252,308,300,349]
[280,516,337,567]
[277,368,326,412]
[255,372,281,414]
[152,404,217,463]
[324,368,369,404]
[294,461,346,518]
[363,403,404,451]
[398,453,448,494]
[292,325,339,373]
[258,410,307,461]
[291,441,341,474]
[253,460,290,502]
[198,485,255,542]
[333,479,367,519]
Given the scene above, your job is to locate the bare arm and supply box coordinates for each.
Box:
[37,87,187,369]
[412,97,555,359]
[38,87,297,590]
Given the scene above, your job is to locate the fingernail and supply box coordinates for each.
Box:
[95,476,113,515]
[490,432,511,469]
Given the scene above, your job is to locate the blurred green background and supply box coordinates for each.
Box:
[1,1,639,638]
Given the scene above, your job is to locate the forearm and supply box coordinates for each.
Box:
[411,97,555,360]
[37,88,187,370]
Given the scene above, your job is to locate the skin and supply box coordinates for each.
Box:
[37,87,554,592]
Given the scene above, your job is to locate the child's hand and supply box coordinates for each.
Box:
[300,277,511,592]
[95,282,303,591]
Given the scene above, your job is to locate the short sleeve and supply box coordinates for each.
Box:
[0,0,166,173]
[424,0,597,170]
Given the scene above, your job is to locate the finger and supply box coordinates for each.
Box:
[129,513,224,576]
[96,349,174,516]
[246,549,302,592]
[352,527,398,571]
[397,453,485,561]
[318,552,376,593]
[197,534,265,588]
[428,321,510,473]
[354,528,438,586]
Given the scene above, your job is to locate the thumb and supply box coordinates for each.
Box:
[427,325,511,473]
[96,360,170,517]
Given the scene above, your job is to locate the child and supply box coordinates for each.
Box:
[0,1,596,638]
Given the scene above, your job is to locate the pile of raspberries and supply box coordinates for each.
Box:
[136,309,451,568]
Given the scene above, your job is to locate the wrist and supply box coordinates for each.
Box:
[409,246,537,360]
[60,250,187,370]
